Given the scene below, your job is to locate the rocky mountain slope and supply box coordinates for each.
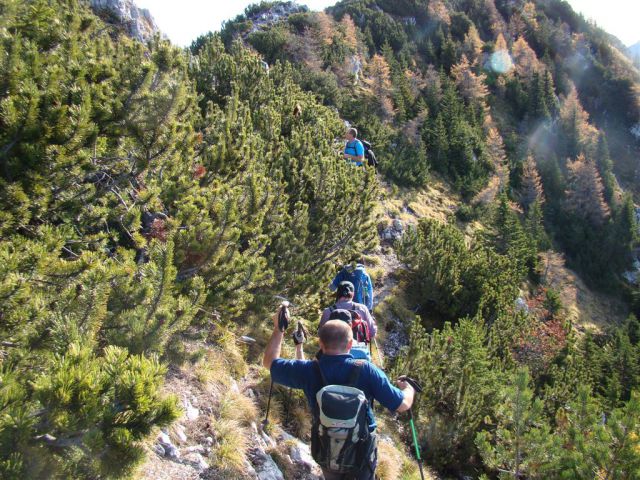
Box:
[90,0,159,41]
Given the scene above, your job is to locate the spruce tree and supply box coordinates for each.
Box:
[519,154,545,212]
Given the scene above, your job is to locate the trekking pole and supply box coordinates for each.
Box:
[263,301,291,427]
[373,337,384,368]
[398,375,425,480]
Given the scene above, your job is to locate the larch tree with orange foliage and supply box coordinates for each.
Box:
[463,25,484,65]
[559,86,599,157]
[512,36,540,80]
[451,54,489,102]
[565,154,610,226]
[365,54,395,120]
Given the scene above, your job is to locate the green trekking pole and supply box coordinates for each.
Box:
[399,375,425,480]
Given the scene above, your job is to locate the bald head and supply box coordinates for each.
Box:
[319,320,353,354]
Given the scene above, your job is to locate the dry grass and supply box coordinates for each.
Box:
[377,439,403,479]
[218,390,258,427]
[540,251,628,333]
[209,417,249,473]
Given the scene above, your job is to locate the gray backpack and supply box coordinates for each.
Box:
[311,360,375,474]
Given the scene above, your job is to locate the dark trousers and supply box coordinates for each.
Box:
[321,446,378,480]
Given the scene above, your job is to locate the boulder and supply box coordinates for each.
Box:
[252,449,284,480]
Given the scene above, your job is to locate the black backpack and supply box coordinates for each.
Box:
[361,139,378,169]
[311,361,376,474]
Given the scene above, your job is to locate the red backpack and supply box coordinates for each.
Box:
[349,310,370,344]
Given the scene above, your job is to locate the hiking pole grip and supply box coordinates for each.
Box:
[277,302,290,332]
[398,375,423,393]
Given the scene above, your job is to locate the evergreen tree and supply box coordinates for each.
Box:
[595,132,617,204]
[476,368,558,479]
[519,154,545,212]
[400,317,501,470]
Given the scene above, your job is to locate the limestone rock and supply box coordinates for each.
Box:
[151,443,165,457]
[173,424,187,443]
[252,449,284,480]
[184,452,209,471]
[90,0,159,42]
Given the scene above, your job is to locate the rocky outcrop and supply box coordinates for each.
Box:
[380,218,405,242]
[90,0,159,42]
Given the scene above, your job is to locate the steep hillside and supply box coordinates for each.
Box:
[2,1,640,479]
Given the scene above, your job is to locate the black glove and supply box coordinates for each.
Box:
[292,321,308,345]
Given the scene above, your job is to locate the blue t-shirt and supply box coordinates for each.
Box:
[270,353,404,431]
[344,140,365,166]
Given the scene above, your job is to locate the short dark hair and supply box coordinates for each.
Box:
[319,320,352,352]
[337,281,354,299]
[347,127,358,138]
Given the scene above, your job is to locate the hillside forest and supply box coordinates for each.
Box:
[1,0,640,478]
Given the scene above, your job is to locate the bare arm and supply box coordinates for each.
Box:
[395,380,415,413]
[295,343,305,360]
[263,310,285,369]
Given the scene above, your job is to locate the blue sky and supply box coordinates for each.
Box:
[135,0,640,47]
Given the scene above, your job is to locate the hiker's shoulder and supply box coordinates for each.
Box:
[272,358,315,371]
[352,301,370,312]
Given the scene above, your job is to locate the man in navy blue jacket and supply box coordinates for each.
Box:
[263,308,414,479]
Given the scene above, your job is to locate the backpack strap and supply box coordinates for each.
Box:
[313,359,329,387]
[329,304,337,313]
[347,360,364,387]
[314,359,363,388]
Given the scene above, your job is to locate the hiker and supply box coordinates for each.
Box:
[323,307,372,362]
[324,280,376,335]
[263,309,415,479]
[330,261,374,311]
[344,127,365,166]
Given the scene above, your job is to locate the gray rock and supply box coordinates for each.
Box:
[203,436,214,446]
[184,445,206,454]
[157,431,171,446]
[183,399,200,421]
[152,443,165,456]
[164,443,181,460]
[392,219,404,232]
[184,452,209,471]
[289,441,317,470]
[90,0,159,42]
[252,449,285,480]
[380,227,403,242]
[515,297,529,313]
[230,380,240,394]
[260,430,276,448]
[174,424,187,443]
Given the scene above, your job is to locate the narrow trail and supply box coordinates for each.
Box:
[137,180,454,480]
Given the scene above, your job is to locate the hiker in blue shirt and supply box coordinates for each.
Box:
[344,127,365,166]
[330,261,374,311]
[264,308,415,480]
